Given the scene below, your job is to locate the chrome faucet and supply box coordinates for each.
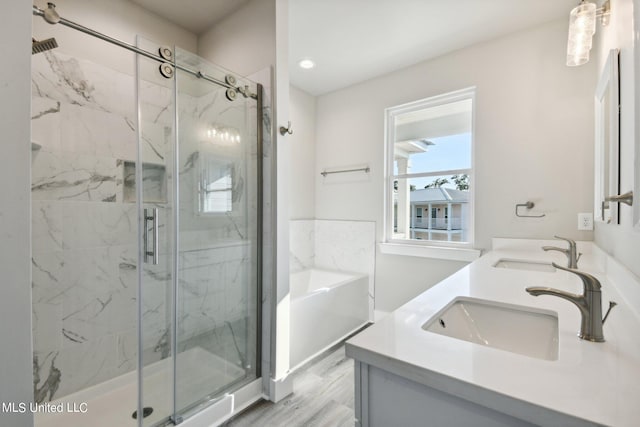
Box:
[526,263,616,342]
[542,235,581,268]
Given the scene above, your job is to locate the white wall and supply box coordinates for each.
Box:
[315,20,597,312]
[198,0,276,77]
[289,85,316,219]
[0,1,34,425]
[593,0,640,279]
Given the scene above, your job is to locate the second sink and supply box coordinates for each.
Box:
[422,297,559,360]
[493,258,556,273]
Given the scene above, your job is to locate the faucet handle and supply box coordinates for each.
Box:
[551,262,601,292]
[602,301,617,324]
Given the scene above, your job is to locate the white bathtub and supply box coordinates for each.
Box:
[290,268,369,368]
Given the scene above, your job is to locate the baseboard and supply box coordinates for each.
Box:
[268,375,294,403]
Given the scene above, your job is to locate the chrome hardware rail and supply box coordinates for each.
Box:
[320,167,370,177]
[32,3,257,99]
[143,208,159,265]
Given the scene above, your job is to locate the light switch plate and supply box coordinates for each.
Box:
[578,213,594,231]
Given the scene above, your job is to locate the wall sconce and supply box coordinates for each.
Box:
[566,0,610,66]
[206,125,241,144]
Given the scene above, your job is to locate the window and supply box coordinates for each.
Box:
[385,88,475,247]
[199,153,235,214]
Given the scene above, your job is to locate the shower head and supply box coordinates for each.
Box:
[32,37,58,55]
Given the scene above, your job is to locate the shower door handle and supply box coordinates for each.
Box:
[144,208,159,265]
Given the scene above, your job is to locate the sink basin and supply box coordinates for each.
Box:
[493,258,556,273]
[422,297,559,360]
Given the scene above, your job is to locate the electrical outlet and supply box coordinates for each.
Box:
[578,213,593,231]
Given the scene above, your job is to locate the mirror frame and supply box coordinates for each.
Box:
[594,49,620,224]
[635,3,640,230]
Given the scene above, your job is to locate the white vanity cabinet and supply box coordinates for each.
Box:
[353,361,544,427]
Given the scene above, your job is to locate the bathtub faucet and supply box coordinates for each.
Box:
[526,263,616,342]
[542,235,581,268]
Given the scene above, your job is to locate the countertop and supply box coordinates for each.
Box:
[345,238,640,426]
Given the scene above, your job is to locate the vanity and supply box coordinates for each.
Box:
[345,238,640,426]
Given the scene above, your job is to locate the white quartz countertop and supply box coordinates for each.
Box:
[346,239,640,426]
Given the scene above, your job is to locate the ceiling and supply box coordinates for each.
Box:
[128,0,578,96]
[289,0,578,96]
[129,0,249,35]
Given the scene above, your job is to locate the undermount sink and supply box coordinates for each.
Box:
[422,297,559,361]
[493,258,556,273]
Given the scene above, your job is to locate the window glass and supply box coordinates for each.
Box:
[387,90,474,245]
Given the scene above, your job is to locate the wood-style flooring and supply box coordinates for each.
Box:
[225,345,355,427]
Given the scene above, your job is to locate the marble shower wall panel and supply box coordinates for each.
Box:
[315,220,376,317]
[174,81,258,361]
[289,220,375,277]
[32,201,63,252]
[32,51,136,121]
[314,220,375,276]
[31,97,61,152]
[177,244,252,344]
[31,150,118,203]
[289,219,376,319]
[31,49,145,402]
[176,85,254,245]
[289,220,315,273]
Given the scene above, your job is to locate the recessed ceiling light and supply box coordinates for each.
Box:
[298,59,315,69]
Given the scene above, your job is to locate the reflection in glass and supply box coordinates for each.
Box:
[173,46,259,418]
[594,49,620,224]
[199,154,234,214]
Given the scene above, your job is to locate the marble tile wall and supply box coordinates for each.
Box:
[31,50,262,402]
[174,67,259,358]
[314,221,376,278]
[289,219,376,318]
[31,50,143,400]
[289,220,315,273]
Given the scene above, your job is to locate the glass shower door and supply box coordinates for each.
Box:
[172,47,260,419]
[137,41,261,425]
[136,37,176,426]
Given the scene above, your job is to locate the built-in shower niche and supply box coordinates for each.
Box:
[122,160,167,203]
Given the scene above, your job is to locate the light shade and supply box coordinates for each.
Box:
[566,1,597,66]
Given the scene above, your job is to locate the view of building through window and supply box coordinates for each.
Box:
[387,90,474,244]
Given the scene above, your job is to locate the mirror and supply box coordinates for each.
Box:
[594,49,620,224]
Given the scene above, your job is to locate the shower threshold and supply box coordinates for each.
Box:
[35,347,250,427]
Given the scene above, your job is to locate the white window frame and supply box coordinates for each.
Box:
[381,87,479,262]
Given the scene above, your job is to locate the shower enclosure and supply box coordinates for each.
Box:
[31,5,263,426]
